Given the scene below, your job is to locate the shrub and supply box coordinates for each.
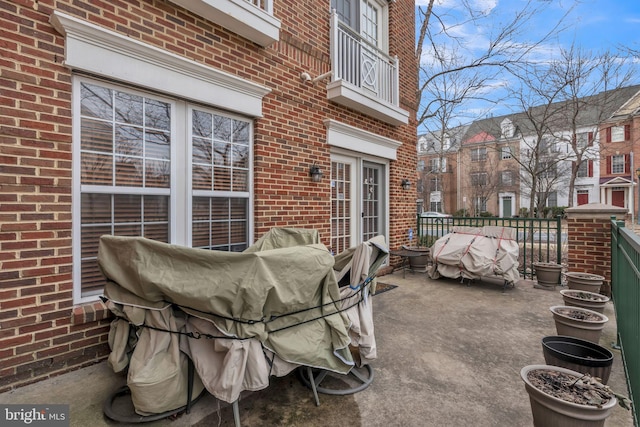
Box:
[453,209,469,217]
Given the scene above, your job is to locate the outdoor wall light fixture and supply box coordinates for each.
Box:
[401,179,411,190]
[310,162,323,182]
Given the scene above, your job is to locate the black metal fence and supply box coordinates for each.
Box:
[416,215,564,279]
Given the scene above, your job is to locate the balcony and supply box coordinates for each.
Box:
[168,0,280,47]
[328,11,409,126]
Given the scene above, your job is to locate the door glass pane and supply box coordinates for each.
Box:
[362,165,380,242]
[331,160,352,254]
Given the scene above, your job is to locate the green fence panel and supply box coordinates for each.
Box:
[611,219,640,425]
[416,215,563,279]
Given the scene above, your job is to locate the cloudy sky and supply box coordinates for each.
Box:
[416,0,640,130]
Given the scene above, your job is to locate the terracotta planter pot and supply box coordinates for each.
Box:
[549,305,608,344]
[564,272,605,293]
[520,364,617,427]
[541,336,614,384]
[560,289,609,314]
[533,262,562,289]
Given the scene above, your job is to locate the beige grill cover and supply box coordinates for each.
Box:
[428,226,520,284]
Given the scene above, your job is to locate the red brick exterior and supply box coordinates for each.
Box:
[0,0,417,390]
[566,206,627,296]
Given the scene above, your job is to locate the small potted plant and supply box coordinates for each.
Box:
[520,364,631,427]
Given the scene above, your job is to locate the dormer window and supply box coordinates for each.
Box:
[500,118,514,138]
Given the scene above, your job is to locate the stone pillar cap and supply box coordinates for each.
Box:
[565,203,627,219]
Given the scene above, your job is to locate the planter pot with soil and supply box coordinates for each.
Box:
[549,305,608,344]
[560,289,610,314]
[533,262,562,289]
[541,336,614,384]
[520,364,618,427]
[564,272,605,293]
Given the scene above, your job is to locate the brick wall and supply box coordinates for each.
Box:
[566,204,627,296]
[0,0,417,390]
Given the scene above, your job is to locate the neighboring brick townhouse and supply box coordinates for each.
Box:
[0,0,418,390]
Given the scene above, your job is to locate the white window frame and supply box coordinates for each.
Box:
[471,147,487,162]
[611,126,625,142]
[72,77,254,304]
[612,155,625,174]
[53,13,269,304]
[501,146,512,160]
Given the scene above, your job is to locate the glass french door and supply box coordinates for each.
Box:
[331,155,386,254]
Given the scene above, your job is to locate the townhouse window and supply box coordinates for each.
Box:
[471,147,487,162]
[470,172,487,187]
[611,155,626,174]
[474,197,487,213]
[611,126,625,142]
[575,132,593,149]
[501,146,512,160]
[417,159,425,171]
[429,177,440,192]
[429,157,446,173]
[576,160,593,178]
[501,171,513,185]
[75,79,252,300]
[606,125,630,143]
[539,161,557,179]
[539,136,557,154]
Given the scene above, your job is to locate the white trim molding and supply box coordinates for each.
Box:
[168,0,280,47]
[324,119,402,160]
[50,11,271,118]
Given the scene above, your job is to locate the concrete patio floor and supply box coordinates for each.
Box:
[0,270,634,426]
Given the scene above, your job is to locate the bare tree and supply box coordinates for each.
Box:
[415,0,574,131]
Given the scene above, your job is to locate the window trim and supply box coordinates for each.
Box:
[50,11,270,118]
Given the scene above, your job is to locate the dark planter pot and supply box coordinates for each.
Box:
[542,336,614,384]
[565,272,605,293]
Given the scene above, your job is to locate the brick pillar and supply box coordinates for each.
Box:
[564,203,627,296]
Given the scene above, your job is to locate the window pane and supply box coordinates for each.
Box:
[144,195,169,223]
[115,91,144,125]
[81,118,113,152]
[81,225,111,258]
[81,83,113,119]
[193,110,212,137]
[214,116,232,141]
[145,98,171,131]
[233,120,250,144]
[193,165,212,190]
[81,193,112,224]
[145,130,170,159]
[115,156,143,186]
[115,125,143,157]
[114,194,141,223]
[145,159,170,188]
[81,152,113,185]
